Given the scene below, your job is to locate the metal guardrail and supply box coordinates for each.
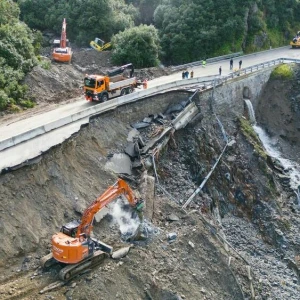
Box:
[219,57,300,83]
[0,57,299,153]
[171,51,243,71]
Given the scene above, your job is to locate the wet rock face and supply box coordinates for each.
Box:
[256,65,300,162]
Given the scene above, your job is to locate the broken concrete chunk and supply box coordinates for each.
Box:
[137,135,145,147]
[167,213,180,222]
[143,117,153,123]
[131,122,151,129]
[111,246,132,259]
[105,153,132,175]
[164,103,185,115]
[127,128,140,142]
[132,159,142,169]
[124,142,139,158]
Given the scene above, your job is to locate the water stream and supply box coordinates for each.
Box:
[244,100,300,206]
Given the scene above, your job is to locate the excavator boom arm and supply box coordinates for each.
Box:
[60,18,67,48]
[76,179,141,237]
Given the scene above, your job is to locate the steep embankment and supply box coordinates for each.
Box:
[0,91,247,300]
[256,64,300,162]
[1,68,300,299]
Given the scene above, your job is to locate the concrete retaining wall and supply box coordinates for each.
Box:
[0,63,276,153]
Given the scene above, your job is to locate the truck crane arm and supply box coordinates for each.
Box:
[77,178,143,238]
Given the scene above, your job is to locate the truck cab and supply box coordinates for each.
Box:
[83,64,139,102]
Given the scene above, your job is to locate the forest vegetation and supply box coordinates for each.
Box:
[0,0,300,110]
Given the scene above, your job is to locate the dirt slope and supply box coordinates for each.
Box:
[0,98,246,300]
[1,54,300,299]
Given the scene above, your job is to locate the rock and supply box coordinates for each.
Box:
[167,232,177,241]
[139,171,155,220]
[73,200,85,214]
[188,241,195,248]
[112,246,132,259]
[227,140,236,147]
[167,213,180,221]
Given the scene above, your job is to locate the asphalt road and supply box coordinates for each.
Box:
[0,46,300,172]
[0,46,299,141]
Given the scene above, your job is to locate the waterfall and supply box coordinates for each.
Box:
[244,99,256,124]
[294,187,300,208]
[254,125,300,198]
[244,98,300,203]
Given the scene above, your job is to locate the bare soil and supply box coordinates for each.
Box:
[0,53,300,300]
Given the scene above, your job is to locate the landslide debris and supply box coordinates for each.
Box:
[1,65,300,300]
[24,49,175,106]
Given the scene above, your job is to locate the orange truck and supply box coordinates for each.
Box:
[83,63,141,102]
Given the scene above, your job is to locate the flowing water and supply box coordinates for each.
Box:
[243,100,300,205]
[244,99,256,124]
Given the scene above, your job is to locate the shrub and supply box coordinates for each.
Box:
[40,59,51,70]
[19,100,35,108]
[271,64,293,80]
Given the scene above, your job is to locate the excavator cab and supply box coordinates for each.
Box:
[94,38,105,47]
[90,38,111,51]
[60,220,80,238]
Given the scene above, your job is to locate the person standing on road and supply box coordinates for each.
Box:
[190,70,194,78]
[182,71,185,79]
[239,60,242,69]
[202,59,206,68]
[230,58,233,70]
[219,66,222,76]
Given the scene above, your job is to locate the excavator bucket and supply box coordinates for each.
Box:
[124,202,147,241]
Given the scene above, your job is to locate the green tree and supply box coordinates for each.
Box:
[0,0,38,111]
[111,24,160,68]
[18,0,138,46]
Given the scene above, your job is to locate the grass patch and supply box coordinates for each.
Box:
[19,100,36,108]
[271,64,293,80]
[40,60,51,70]
[239,117,267,159]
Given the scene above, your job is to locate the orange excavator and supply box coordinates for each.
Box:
[52,18,72,63]
[41,179,144,280]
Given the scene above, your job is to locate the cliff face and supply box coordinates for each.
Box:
[256,64,300,161]
[0,67,300,299]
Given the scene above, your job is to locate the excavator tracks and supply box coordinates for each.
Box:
[59,250,107,281]
[40,253,57,269]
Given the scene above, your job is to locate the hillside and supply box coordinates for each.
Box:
[0,62,300,299]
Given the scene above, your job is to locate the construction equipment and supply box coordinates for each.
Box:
[84,63,142,102]
[52,18,72,63]
[90,38,111,52]
[41,179,144,281]
[290,31,300,48]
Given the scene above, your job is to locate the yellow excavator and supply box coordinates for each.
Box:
[90,38,111,51]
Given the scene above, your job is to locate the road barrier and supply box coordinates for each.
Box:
[171,51,243,71]
[0,57,299,152]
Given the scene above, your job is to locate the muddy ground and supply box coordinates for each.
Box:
[0,51,300,299]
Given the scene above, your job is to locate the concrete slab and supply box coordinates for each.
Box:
[105,153,132,175]
[0,118,89,173]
